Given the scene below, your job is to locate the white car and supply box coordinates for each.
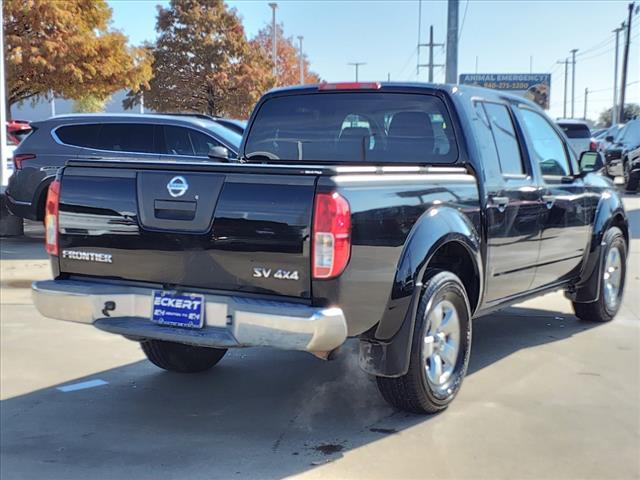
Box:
[556,119,592,155]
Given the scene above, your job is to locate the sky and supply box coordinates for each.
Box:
[107,0,640,122]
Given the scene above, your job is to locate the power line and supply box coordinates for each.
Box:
[458,0,470,42]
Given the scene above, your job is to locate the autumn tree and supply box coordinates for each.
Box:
[73,95,109,113]
[3,0,152,116]
[251,23,321,87]
[139,0,274,118]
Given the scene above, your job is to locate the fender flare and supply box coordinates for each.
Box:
[359,206,482,378]
[567,191,628,303]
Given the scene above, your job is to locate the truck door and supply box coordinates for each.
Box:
[515,107,591,288]
[473,101,544,303]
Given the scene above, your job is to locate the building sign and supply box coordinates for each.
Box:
[459,73,551,110]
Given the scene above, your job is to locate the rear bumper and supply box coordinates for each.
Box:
[32,280,348,353]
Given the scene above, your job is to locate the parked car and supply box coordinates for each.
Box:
[556,119,592,155]
[5,114,242,221]
[604,118,640,191]
[33,83,628,414]
[595,123,625,153]
[7,119,32,145]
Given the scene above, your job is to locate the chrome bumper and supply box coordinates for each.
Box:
[32,280,348,353]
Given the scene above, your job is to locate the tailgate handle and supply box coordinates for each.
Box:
[154,200,196,221]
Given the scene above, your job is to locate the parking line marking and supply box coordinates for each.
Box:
[56,379,108,392]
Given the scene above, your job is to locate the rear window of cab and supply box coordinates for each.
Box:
[244,92,458,164]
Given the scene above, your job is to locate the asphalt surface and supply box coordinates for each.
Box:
[1,194,639,480]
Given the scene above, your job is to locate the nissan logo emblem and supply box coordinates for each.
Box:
[167,176,189,198]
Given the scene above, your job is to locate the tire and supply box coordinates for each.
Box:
[376,271,472,414]
[623,160,639,192]
[141,340,227,373]
[572,226,626,322]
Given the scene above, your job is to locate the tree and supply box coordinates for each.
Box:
[251,23,321,87]
[598,103,640,126]
[140,0,274,118]
[73,95,109,113]
[3,0,152,116]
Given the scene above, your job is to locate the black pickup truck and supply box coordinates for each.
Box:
[33,83,628,414]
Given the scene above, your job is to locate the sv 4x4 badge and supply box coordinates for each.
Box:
[252,267,299,280]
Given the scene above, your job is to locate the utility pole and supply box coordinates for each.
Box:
[268,3,278,79]
[570,48,578,118]
[297,36,304,84]
[618,2,635,124]
[387,73,391,82]
[49,90,56,117]
[445,0,459,83]
[348,62,366,82]
[418,26,444,82]
[475,56,479,74]
[417,0,422,77]
[612,24,625,125]
[140,92,144,114]
[557,59,569,118]
[584,88,589,120]
[529,55,533,73]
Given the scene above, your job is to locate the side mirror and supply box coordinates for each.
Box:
[208,146,229,161]
[579,151,603,174]
[605,135,615,143]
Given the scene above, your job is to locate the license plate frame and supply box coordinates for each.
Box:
[151,290,205,329]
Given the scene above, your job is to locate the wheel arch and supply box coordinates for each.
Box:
[567,191,628,303]
[359,206,482,378]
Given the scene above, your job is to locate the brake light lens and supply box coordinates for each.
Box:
[13,153,36,169]
[45,179,61,256]
[318,82,381,90]
[312,192,351,279]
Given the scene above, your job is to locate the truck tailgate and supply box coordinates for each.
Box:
[57,164,316,299]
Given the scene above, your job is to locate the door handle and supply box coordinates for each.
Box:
[542,194,556,209]
[491,196,509,213]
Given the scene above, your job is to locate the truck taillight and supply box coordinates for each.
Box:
[45,179,61,256]
[13,153,36,169]
[312,192,351,279]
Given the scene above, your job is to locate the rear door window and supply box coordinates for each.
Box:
[244,92,457,163]
[482,102,524,175]
[162,126,223,157]
[55,124,102,148]
[95,123,156,153]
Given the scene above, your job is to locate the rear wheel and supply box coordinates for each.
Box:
[376,271,472,414]
[572,227,626,322]
[141,340,227,373]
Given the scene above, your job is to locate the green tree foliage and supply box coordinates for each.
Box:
[3,0,152,114]
[139,0,275,118]
[599,103,640,126]
[251,23,322,87]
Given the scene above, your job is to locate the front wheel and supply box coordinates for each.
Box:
[623,160,639,192]
[376,271,472,414]
[141,340,227,373]
[572,226,626,322]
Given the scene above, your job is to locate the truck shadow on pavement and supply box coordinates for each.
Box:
[0,306,600,479]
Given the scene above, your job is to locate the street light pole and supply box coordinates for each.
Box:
[0,3,7,191]
[348,62,366,82]
[570,48,578,118]
[557,59,568,118]
[297,36,304,84]
[268,3,278,80]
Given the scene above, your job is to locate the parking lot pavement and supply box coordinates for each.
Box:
[1,198,639,480]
